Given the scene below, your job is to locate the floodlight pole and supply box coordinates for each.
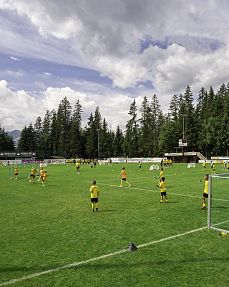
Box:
[182,114,186,140]
[181,114,186,160]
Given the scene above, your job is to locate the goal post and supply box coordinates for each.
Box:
[208,174,229,233]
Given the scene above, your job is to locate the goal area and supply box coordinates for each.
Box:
[208,174,229,233]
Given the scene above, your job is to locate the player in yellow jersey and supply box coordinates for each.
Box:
[76,162,80,174]
[28,167,36,183]
[38,167,44,181]
[157,168,164,187]
[14,167,19,179]
[202,160,207,171]
[119,167,132,187]
[90,180,99,212]
[41,171,48,187]
[201,174,209,209]
[159,176,168,203]
[159,168,164,179]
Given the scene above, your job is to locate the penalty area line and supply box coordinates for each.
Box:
[101,183,229,202]
[0,226,207,286]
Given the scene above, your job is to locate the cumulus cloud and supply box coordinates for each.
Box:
[0,80,142,131]
[0,80,44,130]
[1,0,229,130]
[2,0,229,89]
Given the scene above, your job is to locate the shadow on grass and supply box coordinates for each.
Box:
[99,210,117,212]
[162,201,177,204]
[68,256,229,270]
[2,256,229,274]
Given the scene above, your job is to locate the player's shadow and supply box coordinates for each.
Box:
[99,209,117,212]
[163,201,177,204]
[212,206,229,209]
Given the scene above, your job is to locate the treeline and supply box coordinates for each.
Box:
[1,83,229,158]
[0,126,15,151]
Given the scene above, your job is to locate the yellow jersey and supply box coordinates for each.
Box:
[40,169,45,176]
[121,169,127,179]
[90,185,99,198]
[42,172,48,180]
[160,181,166,192]
[204,180,208,194]
[160,170,164,178]
[30,168,36,175]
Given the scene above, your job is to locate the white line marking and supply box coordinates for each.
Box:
[0,226,207,286]
[101,183,229,202]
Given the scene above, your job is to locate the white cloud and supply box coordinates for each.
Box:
[0,80,44,130]
[0,80,142,131]
[10,56,21,61]
[1,0,229,130]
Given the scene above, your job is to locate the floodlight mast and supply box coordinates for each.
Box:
[181,114,186,140]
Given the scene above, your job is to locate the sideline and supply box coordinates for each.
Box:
[0,226,207,286]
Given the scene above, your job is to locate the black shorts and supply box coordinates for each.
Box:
[122,178,126,181]
[203,193,208,198]
[30,174,35,178]
[91,198,98,203]
[161,191,167,196]
[77,167,80,170]
[15,173,18,176]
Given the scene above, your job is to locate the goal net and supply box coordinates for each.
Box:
[187,163,196,168]
[149,165,159,171]
[208,174,229,233]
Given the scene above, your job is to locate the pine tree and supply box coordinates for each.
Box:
[0,125,15,151]
[34,116,43,158]
[151,94,163,155]
[70,100,82,157]
[85,113,95,158]
[17,124,36,152]
[113,126,124,156]
[42,111,51,158]
[182,85,197,149]
[56,97,72,157]
[139,96,152,156]
[125,99,139,157]
[49,110,58,156]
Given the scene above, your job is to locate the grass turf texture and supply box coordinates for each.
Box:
[0,163,229,287]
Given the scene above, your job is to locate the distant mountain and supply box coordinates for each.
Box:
[7,130,21,145]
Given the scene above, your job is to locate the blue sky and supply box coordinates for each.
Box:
[1,0,229,131]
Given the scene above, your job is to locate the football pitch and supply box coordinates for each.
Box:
[0,162,229,287]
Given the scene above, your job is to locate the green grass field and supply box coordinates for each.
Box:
[1,162,229,287]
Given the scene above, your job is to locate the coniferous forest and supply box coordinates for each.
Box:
[1,83,229,159]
